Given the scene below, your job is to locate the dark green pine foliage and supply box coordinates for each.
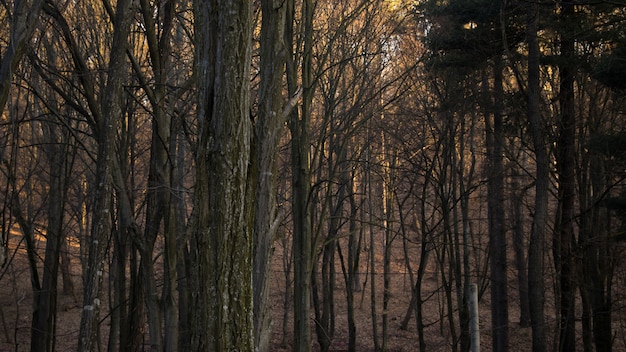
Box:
[594,43,626,90]
[546,0,626,90]
[604,192,626,242]
[592,133,626,242]
[420,0,523,71]
[555,5,626,351]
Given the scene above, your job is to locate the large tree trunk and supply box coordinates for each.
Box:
[189,1,254,350]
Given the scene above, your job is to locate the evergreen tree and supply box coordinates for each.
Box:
[419,1,524,350]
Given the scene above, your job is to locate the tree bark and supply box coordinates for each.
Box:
[588,158,612,351]
[286,0,314,349]
[190,0,254,350]
[525,3,548,351]
[31,122,71,352]
[511,162,530,327]
[136,0,177,348]
[0,0,45,112]
[485,59,508,352]
[254,1,288,350]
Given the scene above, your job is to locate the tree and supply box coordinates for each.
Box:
[419,0,525,349]
[304,2,401,351]
[0,0,45,112]
[485,53,509,352]
[285,0,314,349]
[253,0,292,350]
[572,4,626,351]
[525,1,548,350]
[77,0,134,349]
[189,0,254,350]
[6,0,626,351]
[553,2,578,350]
[134,0,180,349]
[29,69,76,352]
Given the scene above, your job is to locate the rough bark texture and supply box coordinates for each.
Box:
[190,1,254,350]
[254,0,287,351]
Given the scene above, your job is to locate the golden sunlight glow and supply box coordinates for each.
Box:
[463,21,478,30]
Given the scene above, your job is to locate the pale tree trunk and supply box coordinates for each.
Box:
[77,0,134,349]
[526,3,548,350]
[253,1,289,351]
[190,1,254,350]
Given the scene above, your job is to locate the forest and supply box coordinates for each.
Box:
[0,0,626,351]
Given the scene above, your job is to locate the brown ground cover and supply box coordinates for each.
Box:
[1,230,618,351]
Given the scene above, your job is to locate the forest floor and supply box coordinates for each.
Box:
[0,229,576,352]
